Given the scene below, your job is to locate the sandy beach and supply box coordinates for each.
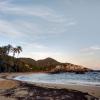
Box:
[0,73,99,100]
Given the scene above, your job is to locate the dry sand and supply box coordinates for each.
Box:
[0,80,19,89]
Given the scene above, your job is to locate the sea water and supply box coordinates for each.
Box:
[15,72,100,86]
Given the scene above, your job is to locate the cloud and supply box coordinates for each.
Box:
[0,0,77,41]
[20,50,67,62]
[0,0,77,38]
[18,41,62,60]
[81,45,100,52]
[0,0,77,64]
[67,21,77,26]
[0,20,22,37]
[0,0,77,25]
[0,0,67,23]
[0,17,76,40]
[18,41,70,62]
[80,45,100,56]
[19,41,47,50]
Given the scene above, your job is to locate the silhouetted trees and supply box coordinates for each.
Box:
[0,44,24,73]
[0,44,49,73]
[16,46,22,57]
[6,44,12,55]
[0,44,22,57]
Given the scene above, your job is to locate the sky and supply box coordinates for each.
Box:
[0,0,100,70]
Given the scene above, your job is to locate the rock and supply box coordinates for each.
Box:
[49,63,92,74]
[75,71,85,74]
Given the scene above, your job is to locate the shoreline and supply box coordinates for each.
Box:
[11,72,100,98]
[0,72,100,100]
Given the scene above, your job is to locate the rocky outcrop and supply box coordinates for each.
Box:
[49,63,92,74]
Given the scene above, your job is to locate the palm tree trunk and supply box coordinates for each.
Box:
[17,53,19,58]
[13,52,15,57]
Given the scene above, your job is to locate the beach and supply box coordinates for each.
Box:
[0,73,99,100]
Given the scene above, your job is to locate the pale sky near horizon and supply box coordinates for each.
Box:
[0,0,100,69]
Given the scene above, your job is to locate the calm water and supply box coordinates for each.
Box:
[15,72,100,86]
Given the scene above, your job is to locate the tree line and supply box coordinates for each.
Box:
[0,44,22,57]
[0,44,52,72]
[0,44,27,73]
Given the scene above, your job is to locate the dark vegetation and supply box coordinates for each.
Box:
[0,44,28,72]
[0,44,59,72]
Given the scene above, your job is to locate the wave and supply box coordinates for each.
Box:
[14,72,100,86]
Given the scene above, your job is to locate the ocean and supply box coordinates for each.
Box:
[15,72,100,86]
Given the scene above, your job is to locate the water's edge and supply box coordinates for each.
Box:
[14,72,100,87]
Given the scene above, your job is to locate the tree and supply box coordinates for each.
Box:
[0,47,3,55]
[1,46,8,55]
[0,44,24,72]
[16,46,22,57]
[12,48,17,57]
[6,44,12,55]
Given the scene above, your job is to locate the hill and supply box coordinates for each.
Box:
[18,58,36,66]
[37,57,60,68]
[17,57,92,73]
[0,55,92,73]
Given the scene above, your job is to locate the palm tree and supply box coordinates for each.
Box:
[2,46,8,55]
[16,46,22,57]
[6,44,12,55]
[14,46,22,72]
[0,45,12,56]
[12,48,17,57]
[0,47,3,55]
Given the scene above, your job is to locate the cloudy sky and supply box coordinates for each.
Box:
[0,0,100,69]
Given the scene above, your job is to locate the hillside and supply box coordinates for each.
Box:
[0,55,92,73]
[18,57,92,73]
[36,57,60,69]
[18,58,36,66]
